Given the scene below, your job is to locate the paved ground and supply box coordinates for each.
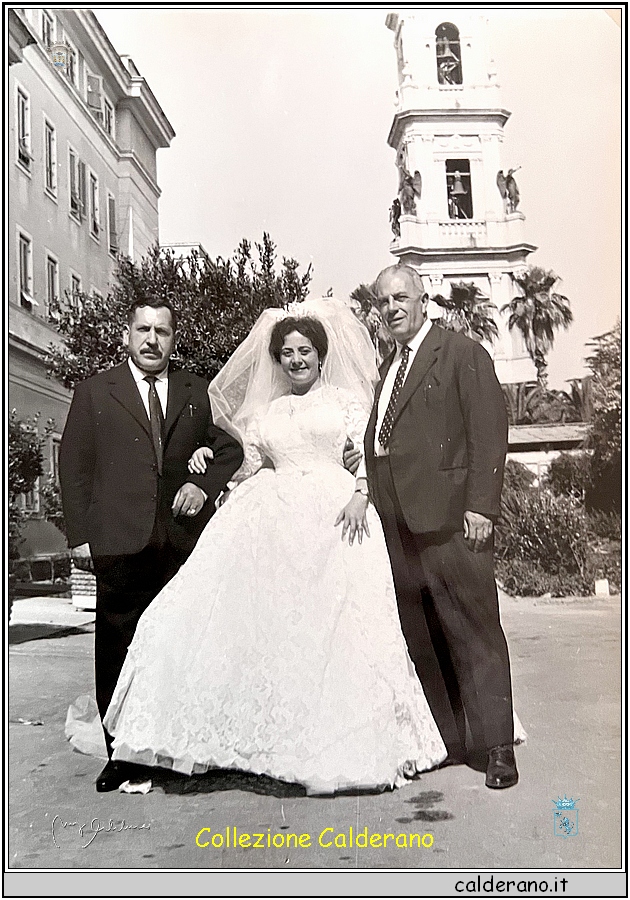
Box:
[8,592,622,871]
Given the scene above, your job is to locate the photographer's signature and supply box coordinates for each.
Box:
[52,814,150,848]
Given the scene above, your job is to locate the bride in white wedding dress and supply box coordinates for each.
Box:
[104,299,448,794]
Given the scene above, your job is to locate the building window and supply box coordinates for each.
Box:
[50,436,62,486]
[16,87,33,171]
[18,232,35,310]
[66,42,77,86]
[44,120,57,195]
[21,478,41,515]
[436,23,463,86]
[107,194,118,254]
[46,254,59,315]
[103,99,114,136]
[89,172,100,238]
[446,159,473,219]
[70,272,82,309]
[69,147,86,221]
[87,73,104,121]
[42,10,53,49]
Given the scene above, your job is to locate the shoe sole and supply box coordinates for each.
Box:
[485,776,519,789]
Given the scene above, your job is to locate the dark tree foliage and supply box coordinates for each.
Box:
[501,382,584,426]
[47,234,312,389]
[8,412,46,559]
[501,266,573,388]
[584,321,621,512]
[432,281,499,344]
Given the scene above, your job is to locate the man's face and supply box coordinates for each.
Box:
[375,269,427,344]
[123,306,175,374]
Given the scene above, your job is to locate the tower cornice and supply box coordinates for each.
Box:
[388,108,511,149]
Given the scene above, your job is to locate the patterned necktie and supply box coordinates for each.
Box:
[144,375,165,475]
[378,345,411,449]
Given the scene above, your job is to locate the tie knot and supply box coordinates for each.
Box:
[400,345,410,361]
[144,375,157,385]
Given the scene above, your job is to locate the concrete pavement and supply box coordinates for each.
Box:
[8,592,622,871]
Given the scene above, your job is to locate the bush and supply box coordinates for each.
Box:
[39,477,66,539]
[497,491,588,574]
[587,509,621,541]
[8,411,45,560]
[545,452,591,500]
[496,486,621,597]
[503,459,536,494]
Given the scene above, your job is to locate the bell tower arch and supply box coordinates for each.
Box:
[385,11,537,383]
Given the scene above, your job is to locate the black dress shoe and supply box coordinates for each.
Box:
[95,760,132,792]
[485,744,519,789]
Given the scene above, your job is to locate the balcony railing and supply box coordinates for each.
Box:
[439,220,487,242]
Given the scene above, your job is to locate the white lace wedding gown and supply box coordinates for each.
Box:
[104,385,447,794]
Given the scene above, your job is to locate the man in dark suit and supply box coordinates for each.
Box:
[59,298,243,791]
[358,264,517,789]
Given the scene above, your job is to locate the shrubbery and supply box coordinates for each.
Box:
[544,452,591,500]
[496,458,621,597]
[8,411,45,561]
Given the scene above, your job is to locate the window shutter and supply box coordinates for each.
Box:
[108,196,118,251]
[87,74,103,111]
[78,160,87,218]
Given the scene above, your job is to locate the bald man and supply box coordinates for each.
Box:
[355,264,518,789]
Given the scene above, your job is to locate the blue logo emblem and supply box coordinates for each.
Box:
[553,795,579,837]
[50,41,70,71]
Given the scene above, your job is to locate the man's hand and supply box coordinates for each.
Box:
[71,542,93,571]
[188,446,214,475]
[343,438,363,476]
[463,510,493,553]
[172,483,207,518]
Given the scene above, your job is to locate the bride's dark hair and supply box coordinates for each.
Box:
[268,316,329,363]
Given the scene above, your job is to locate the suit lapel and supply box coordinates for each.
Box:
[164,370,193,441]
[392,323,443,425]
[108,363,151,437]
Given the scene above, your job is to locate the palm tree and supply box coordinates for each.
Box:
[567,376,593,423]
[432,281,499,344]
[349,282,394,363]
[501,266,573,388]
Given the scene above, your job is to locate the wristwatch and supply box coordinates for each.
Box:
[354,483,369,496]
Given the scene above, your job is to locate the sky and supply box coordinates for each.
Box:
[94,5,622,389]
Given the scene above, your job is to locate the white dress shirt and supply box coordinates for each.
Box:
[374,318,433,456]
[128,358,168,418]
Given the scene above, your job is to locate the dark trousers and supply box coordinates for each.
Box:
[92,519,184,757]
[370,456,514,758]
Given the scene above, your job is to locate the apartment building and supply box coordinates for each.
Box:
[8,8,175,551]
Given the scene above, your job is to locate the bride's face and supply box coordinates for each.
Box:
[279,330,320,394]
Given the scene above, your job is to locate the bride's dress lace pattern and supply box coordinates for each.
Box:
[105,386,447,793]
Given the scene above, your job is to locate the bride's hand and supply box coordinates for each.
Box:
[334,494,370,546]
[188,446,214,474]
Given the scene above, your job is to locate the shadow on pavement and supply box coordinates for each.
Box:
[396,789,455,823]
[152,768,393,799]
[8,624,92,645]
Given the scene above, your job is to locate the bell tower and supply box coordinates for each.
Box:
[386,11,536,383]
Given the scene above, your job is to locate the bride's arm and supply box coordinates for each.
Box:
[334,389,373,545]
[226,415,267,486]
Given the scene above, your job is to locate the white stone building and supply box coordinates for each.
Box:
[8,8,174,553]
[385,11,537,384]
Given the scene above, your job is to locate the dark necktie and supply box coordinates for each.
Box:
[378,345,411,449]
[144,375,165,475]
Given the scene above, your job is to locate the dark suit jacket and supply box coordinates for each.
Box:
[59,362,244,558]
[365,323,508,534]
